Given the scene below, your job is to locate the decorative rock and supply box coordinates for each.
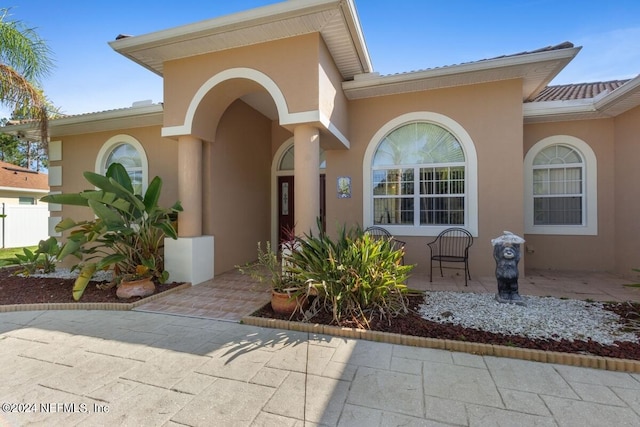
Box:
[116,278,155,299]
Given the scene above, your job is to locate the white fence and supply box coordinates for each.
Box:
[0,204,49,248]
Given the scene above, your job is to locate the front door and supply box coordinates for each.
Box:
[278,175,326,243]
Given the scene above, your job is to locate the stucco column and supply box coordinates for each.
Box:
[165,134,214,285]
[294,125,320,236]
[178,135,202,237]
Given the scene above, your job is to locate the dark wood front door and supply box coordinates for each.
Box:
[278,174,326,243]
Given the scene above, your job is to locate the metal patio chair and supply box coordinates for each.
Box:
[364,226,406,265]
[427,227,473,286]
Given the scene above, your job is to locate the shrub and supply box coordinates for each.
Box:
[288,225,413,328]
[0,237,59,275]
[40,163,182,300]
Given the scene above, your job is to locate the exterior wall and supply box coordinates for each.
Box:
[614,105,640,277]
[0,191,48,205]
[203,99,273,274]
[327,79,525,276]
[523,118,616,272]
[163,34,322,130]
[318,37,349,144]
[51,126,178,261]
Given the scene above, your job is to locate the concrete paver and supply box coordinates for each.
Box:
[2,309,640,426]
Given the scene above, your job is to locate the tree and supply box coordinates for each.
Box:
[0,8,54,143]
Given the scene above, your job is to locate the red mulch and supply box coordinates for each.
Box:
[0,267,184,304]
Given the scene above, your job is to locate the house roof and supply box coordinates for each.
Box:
[0,161,48,192]
[343,42,581,101]
[524,75,640,123]
[530,80,631,102]
[109,0,372,80]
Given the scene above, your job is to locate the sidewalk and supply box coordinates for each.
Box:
[2,309,640,426]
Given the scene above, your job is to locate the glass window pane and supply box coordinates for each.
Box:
[374,197,413,225]
[279,146,326,171]
[373,123,465,166]
[533,144,582,166]
[371,122,467,228]
[106,143,141,169]
[534,196,582,225]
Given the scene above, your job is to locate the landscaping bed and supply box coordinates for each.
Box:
[252,295,640,361]
[0,267,185,305]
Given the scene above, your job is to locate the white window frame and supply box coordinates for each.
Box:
[95,134,148,192]
[524,135,597,235]
[363,112,478,237]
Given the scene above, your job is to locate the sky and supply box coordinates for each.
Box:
[4,0,640,117]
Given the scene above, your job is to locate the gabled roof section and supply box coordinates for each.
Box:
[0,160,48,192]
[343,42,580,101]
[109,0,372,80]
[524,75,640,123]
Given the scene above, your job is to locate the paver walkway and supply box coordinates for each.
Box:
[2,309,640,426]
[133,268,640,322]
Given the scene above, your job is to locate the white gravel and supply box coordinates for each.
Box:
[419,291,638,346]
[30,268,113,282]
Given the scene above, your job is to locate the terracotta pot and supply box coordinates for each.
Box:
[116,277,156,299]
[271,290,306,315]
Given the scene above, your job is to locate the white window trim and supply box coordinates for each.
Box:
[363,112,478,237]
[95,134,149,191]
[524,135,597,235]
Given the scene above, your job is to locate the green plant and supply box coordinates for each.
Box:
[40,163,183,300]
[288,223,413,328]
[0,237,59,274]
[237,241,301,294]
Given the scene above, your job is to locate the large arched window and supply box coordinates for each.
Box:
[95,135,148,195]
[363,112,478,236]
[524,136,597,235]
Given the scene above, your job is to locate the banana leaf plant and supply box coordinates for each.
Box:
[40,163,183,300]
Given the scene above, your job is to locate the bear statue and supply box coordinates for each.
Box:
[491,231,526,306]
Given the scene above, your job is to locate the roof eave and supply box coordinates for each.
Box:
[343,46,581,100]
[109,0,372,79]
[1,104,164,139]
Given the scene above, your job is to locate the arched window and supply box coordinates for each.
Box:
[277,144,326,171]
[95,135,148,195]
[363,112,478,236]
[524,136,597,235]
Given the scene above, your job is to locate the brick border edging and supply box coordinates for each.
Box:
[0,283,192,314]
[241,315,640,373]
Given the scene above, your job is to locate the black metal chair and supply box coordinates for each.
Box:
[427,227,473,286]
[364,226,406,265]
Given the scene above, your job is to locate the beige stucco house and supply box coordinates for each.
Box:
[8,0,640,284]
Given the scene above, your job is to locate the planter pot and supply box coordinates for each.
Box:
[271,290,306,315]
[117,277,156,299]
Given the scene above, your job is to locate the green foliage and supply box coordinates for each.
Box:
[0,236,59,274]
[237,241,302,293]
[288,224,413,328]
[40,163,183,300]
[0,8,56,143]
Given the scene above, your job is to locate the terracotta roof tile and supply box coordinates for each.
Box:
[0,160,48,191]
[530,80,631,102]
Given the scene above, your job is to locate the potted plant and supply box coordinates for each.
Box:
[40,163,183,300]
[116,264,155,299]
[237,240,305,316]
